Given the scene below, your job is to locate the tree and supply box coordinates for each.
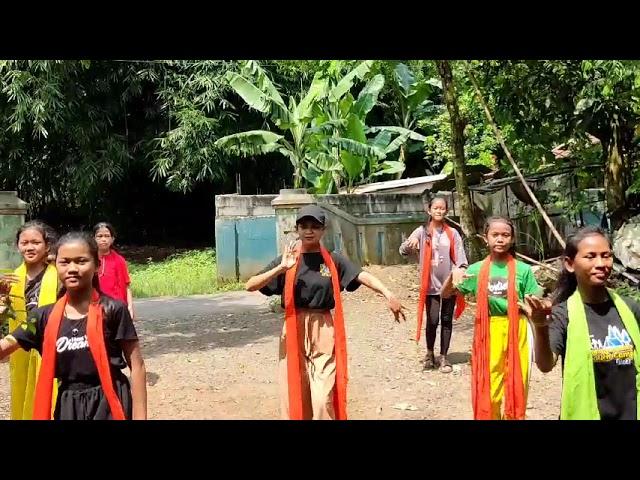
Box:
[477,60,640,228]
[382,62,437,176]
[306,64,415,192]
[215,60,401,191]
[419,86,501,175]
[214,60,350,189]
[434,60,483,260]
[0,60,144,211]
[146,60,244,193]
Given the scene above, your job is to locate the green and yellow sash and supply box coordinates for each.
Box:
[561,289,640,420]
[8,263,58,420]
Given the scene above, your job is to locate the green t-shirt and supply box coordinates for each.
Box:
[458,259,542,316]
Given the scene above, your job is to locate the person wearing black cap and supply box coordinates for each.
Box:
[246,204,406,420]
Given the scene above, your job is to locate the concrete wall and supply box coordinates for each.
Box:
[215,175,601,282]
[0,192,27,270]
[317,193,426,215]
[0,215,23,270]
[215,194,277,218]
[214,192,430,282]
[214,183,591,283]
[315,193,430,266]
[320,203,429,266]
[215,195,278,282]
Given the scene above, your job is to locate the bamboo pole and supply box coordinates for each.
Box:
[445,216,559,273]
[465,66,566,249]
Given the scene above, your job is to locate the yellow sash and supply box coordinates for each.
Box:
[9,263,58,420]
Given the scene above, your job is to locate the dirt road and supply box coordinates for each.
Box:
[0,264,562,419]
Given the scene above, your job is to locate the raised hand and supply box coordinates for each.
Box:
[451,268,472,287]
[280,240,300,271]
[406,236,420,252]
[523,294,553,327]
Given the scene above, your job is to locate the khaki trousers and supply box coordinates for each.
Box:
[279,309,336,420]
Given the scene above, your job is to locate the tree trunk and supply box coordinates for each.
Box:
[395,143,406,180]
[601,116,628,230]
[435,60,483,261]
[293,168,301,189]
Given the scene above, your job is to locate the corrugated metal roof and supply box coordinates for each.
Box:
[469,163,601,193]
[341,174,448,194]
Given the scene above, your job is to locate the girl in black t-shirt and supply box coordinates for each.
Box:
[0,232,147,420]
[527,226,640,420]
[246,204,406,420]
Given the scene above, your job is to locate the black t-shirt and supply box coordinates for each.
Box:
[24,268,47,312]
[259,252,362,309]
[549,295,640,420]
[10,295,138,386]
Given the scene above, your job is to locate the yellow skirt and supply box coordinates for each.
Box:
[9,263,59,419]
[488,315,532,420]
[8,346,44,420]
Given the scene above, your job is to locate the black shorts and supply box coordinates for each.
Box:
[54,372,133,420]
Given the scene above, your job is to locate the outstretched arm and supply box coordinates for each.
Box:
[246,264,287,292]
[399,227,423,257]
[441,267,470,298]
[357,271,406,322]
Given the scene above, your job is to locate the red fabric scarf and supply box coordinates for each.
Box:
[33,290,126,420]
[283,246,348,420]
[416,222,466,342]
[471,255,525,420]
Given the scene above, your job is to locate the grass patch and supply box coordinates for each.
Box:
[129,249,243,298]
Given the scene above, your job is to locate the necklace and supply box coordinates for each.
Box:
[433,228,445,249]
[98,254,107,278]
[64,307,87,337]
[431,228,445,267]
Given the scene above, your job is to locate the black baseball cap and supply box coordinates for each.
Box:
[296,205,326,226]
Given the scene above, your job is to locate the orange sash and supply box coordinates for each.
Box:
[471,255,525,420]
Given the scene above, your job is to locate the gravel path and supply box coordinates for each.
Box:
[0,264,562,420]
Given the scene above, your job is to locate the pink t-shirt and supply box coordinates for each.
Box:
[97,250,131,304]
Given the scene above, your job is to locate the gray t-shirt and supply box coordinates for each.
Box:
[399,225,468,295]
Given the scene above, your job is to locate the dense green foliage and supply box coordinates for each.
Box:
[1,59,639,244]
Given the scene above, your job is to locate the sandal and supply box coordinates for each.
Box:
[439,355,453,373]
[423,352,436,371]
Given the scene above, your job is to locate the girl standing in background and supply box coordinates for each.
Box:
[94,222,134,319]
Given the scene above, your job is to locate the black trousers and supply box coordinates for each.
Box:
[425,294,455,355]
[54,372,133,420]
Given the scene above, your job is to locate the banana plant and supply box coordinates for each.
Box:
[372,62,440,177]
[215,60,373,189]
[298,60,384,193]
[306,66,419,192]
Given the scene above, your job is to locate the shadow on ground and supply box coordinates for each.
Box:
[447,351,471,365]
[134,291,282,359]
